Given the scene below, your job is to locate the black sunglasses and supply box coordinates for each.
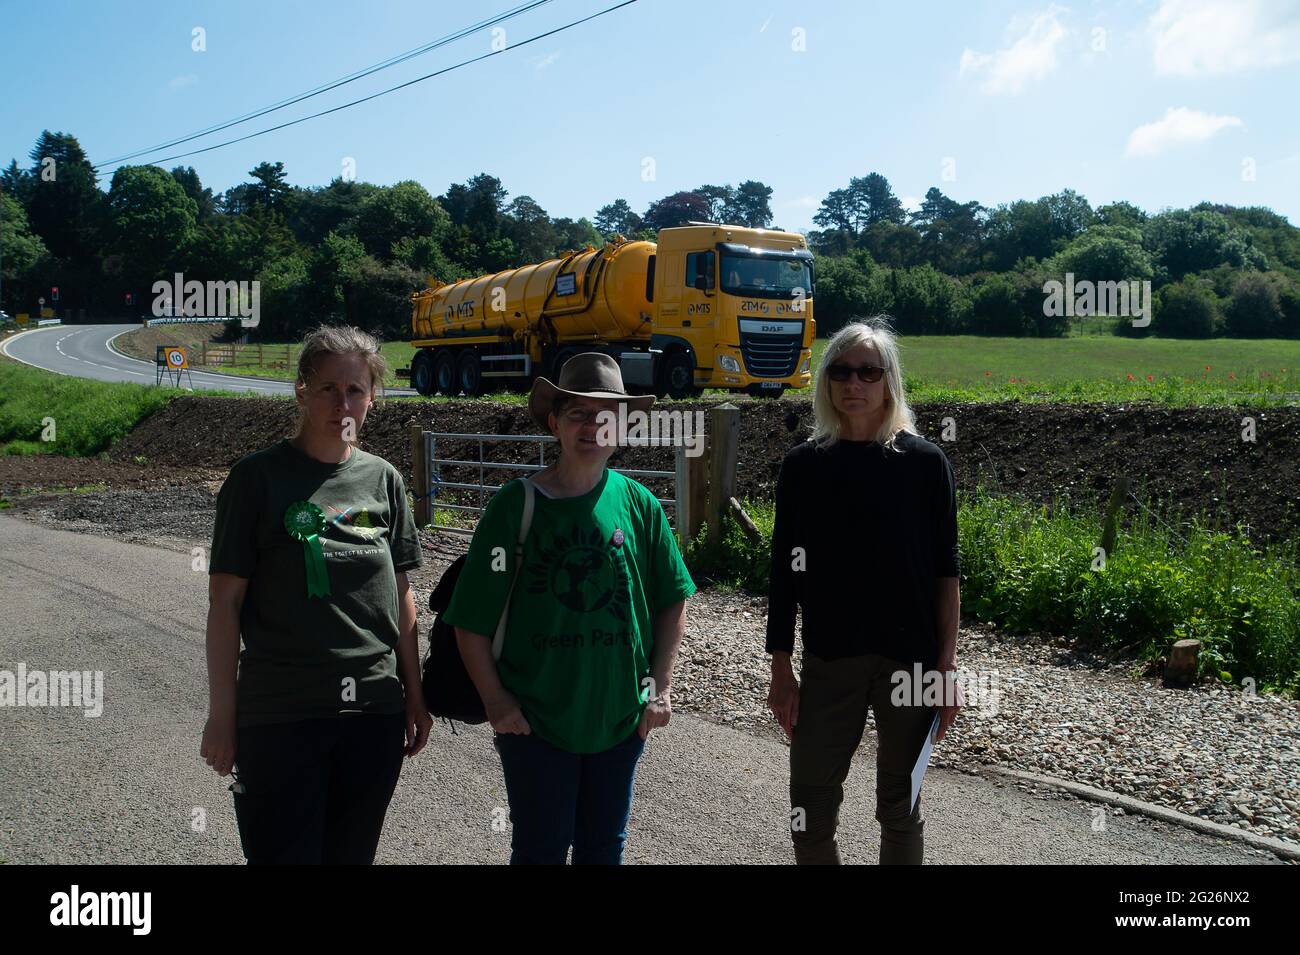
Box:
[825,363,885,383]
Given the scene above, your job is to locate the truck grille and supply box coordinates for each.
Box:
[739,333,801,378]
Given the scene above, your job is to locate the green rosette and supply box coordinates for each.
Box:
[284,501,330,598]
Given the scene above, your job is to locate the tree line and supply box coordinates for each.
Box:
[2,130,1298,342]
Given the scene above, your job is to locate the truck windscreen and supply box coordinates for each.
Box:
[720,254,813,300]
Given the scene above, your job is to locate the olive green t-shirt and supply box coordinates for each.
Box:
[442,469,696,754]
[209,439,423,727]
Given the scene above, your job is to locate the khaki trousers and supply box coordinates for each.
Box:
[789,652,936,865]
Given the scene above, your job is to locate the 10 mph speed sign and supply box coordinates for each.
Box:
[165,348,188,369]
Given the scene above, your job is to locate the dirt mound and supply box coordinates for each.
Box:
[103,395,1300,546]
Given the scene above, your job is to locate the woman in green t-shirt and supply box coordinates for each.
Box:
[444,352,696,865]
[200,324,432,864]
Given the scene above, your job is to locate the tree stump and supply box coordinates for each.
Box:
[1163,639,1200,688]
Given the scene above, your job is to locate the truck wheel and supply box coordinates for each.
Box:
[661,351,696,399]
[433,350,457,395]
[457,351,483,396]
[411,351,436,396]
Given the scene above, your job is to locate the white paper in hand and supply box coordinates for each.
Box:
[909,711,942,813]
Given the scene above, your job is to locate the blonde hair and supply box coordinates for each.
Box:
[292,324,388,443]
[810,316,918,452]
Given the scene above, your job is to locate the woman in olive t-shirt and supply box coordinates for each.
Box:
[445,353,695,865]
[200,325,431,865]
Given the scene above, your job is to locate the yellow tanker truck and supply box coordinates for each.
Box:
[406,223,815,398]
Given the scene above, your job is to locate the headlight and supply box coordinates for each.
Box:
[800,357,811,373]
[719,355,741,373]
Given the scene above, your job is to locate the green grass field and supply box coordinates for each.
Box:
[816,335,1300,405]
[116,324,1300,405]
[0,356,250,456]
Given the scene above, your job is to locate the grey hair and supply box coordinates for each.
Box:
[810,316,918,452]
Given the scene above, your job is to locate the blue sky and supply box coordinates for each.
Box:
[3,0,1298,230]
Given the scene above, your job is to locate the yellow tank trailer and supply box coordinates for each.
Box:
[407,223,815,398]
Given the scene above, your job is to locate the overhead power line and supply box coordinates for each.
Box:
[94,0,641,174]
[93,0,638,174]
[95,0,553,169]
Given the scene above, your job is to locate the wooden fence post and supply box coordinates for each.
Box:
[727,497,762,545]
[1099,475,1130,562]
[410,422,429,528]
[687,441,709,543]
[706,403,740,547]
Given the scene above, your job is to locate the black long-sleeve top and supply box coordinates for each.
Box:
[765,430,960,669]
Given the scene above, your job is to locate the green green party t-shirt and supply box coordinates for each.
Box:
[442,469,696,754]
[209,439,423,727]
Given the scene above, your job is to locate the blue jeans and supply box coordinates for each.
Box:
[493,727,647,865]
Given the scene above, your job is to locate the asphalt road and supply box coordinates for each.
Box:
[0,323,414,396]
[0,515,1279,864]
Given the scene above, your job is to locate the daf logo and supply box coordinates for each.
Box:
[760,324,782,333]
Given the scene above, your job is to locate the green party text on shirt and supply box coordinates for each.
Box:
[443,469,696,754]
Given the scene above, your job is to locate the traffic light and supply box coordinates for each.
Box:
[125,292,134,306]
[51,286,60,302]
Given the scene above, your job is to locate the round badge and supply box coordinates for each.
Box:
[611,528,625,547]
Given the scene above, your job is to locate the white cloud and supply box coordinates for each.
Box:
[959,6,1069,94]
[532,51,561,70]
[1125,106,1244,158]
[167,74,198,90]
[783,196,819,210]
[901,195,921,212]
[1149,0,1300,75]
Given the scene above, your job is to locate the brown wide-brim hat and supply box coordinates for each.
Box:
[528,352,655,432]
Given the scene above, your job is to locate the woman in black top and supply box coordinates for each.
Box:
[765,316,961,865]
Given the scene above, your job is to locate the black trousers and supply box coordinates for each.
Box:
[232,712,405,865]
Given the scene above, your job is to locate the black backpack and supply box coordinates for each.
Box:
[421,479,535,724]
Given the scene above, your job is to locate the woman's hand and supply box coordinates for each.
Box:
[200,708,237,776]
[485,691,531,735]
[404,697,433,757]
[767,654,800,739]
[935,658,963,743]
[638,689,671,739]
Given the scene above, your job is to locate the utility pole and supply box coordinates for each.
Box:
[0,178,5,317]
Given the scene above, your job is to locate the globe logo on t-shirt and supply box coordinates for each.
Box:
[526,525,631,621]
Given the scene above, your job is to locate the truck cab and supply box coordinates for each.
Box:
[649,224,815,396]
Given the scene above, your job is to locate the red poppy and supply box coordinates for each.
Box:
[1146,375,1153,382]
